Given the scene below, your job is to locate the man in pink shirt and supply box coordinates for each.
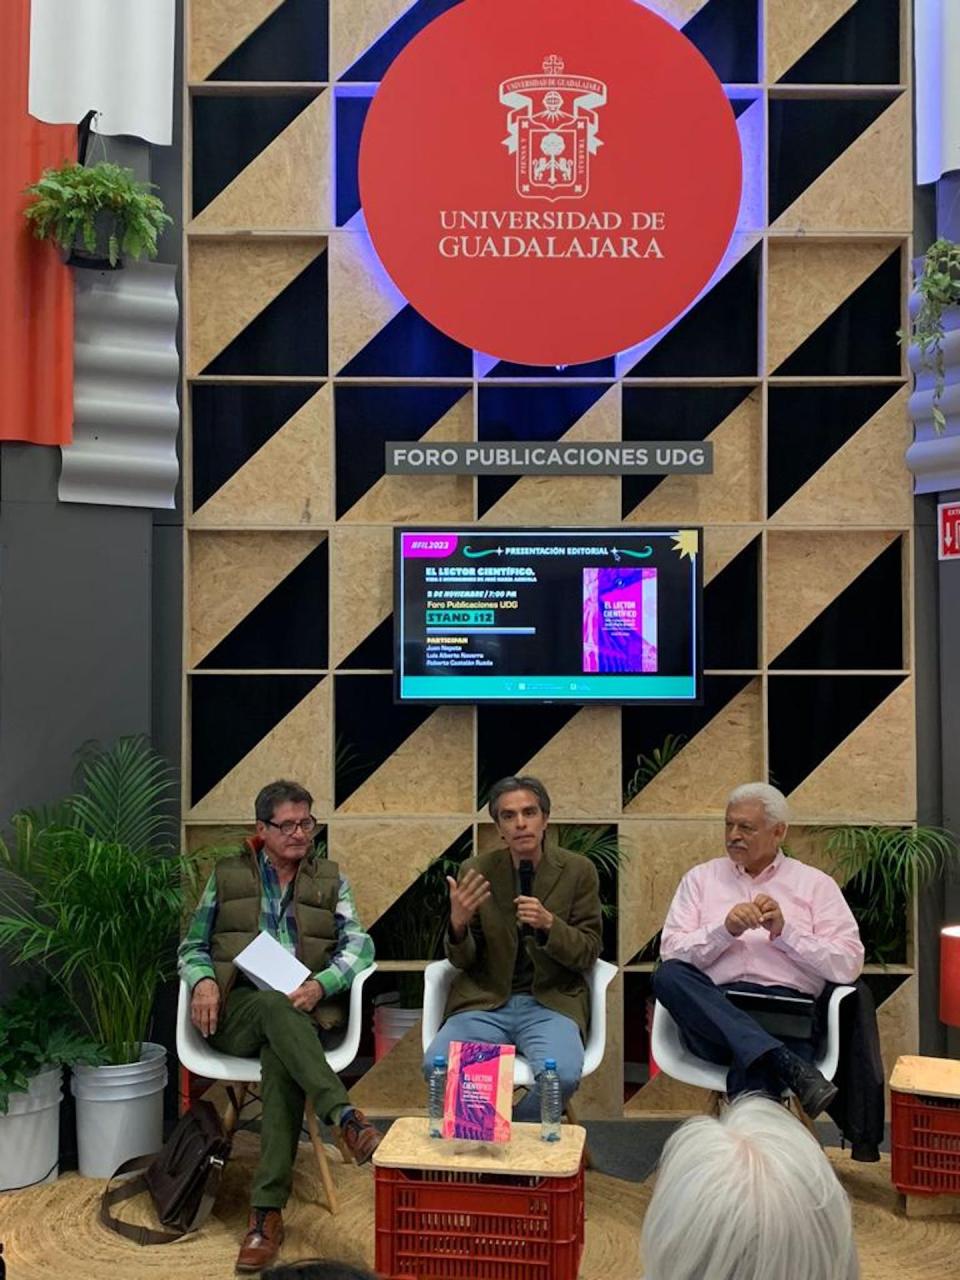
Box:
[653,782,864,1117]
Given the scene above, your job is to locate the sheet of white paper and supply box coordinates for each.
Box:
[233,931,311,995]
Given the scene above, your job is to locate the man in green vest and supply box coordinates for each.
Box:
[423,774,603,1120]
[178,779,380,1272]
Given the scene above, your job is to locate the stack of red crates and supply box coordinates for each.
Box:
[374,1163,585,1280]
[891,1088,960,1196]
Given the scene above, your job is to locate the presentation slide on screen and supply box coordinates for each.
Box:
[396,529,700,702]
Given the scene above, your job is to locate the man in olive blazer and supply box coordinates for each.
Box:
[423,774,602,1120]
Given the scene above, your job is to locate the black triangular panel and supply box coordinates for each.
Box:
[198,542,329,671]
[370,829,473,955]
[190,675,322,806]
[338,615,394,672]
[703,538,760,670]
[626,246,760,378]
[621,385,755,515]
[768,98,891,222]
[191,383,319,511]
[335,93,373,226]
[768,675,904,795]
[334,675,433,807]
[771,540,903,671]
[476,383,612,515]
[767,384,899,516]
[477,706,581,809]
[203,252,328,376]
[340,0,464,81]
[622,675,752,803]
[682,0,759,83]
[338,305,472,377]
[334,385,469,517]
[192,94,319,216]
[211,0,329,81]
[773,249,901,376]
[779,0,900,86]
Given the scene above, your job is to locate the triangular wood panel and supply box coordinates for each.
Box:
[192,385,333,528]
[189,531,323,666]
[189,679,331,819]
[502,708,622,821]
[703,526,759,584]
[329,526,393,668]
[328,230,407,373]
[350,1018,424,1107]
[192,94,331,232]
[188,240,324,375]
[766,240,895,374]
[329,0,413,79]
[766,0,857,83]
[765,530,900,661]
[189,0,284,81]
[787,679,916,823]
[625,681,763,819]
[338,707,474,815]
[773,95,910,233]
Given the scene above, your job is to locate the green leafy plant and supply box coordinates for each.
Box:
[23,161,172,267]
[624,733,687,803]
[899,237,960,432]
[0,736,201,1064]
[826,824,957,964]
[0,985,102,1114]
[554,823,627,921]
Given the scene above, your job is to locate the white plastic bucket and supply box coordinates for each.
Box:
[373,1004,421,1061]
[72,1042,167,1177]
[0,1065,63,1191]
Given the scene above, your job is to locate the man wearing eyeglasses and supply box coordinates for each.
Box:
[178,779,380,1272]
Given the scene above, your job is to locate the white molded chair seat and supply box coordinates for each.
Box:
[651,983,856,1096]
[176,964,377,1214]
[421,957,618,1089]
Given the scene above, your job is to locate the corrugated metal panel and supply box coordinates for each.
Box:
[29,0,175,145]
[60,262,180,508]
[0,0,74,445]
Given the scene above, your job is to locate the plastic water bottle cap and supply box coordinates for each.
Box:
[544,1058,557,1070]
[433,1056,447,1067]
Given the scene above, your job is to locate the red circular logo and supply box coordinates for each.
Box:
[359,0,742,367]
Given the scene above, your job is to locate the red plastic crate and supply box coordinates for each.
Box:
[374,1162,585,1280]
[891,1089,960,1195]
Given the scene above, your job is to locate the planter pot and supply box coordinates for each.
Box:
[71,1042,166,1177]
[64,210,124,271]
[373,1003,421,1062]
[0,1065,63,1191]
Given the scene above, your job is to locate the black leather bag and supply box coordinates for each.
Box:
[99,1098,232,1245]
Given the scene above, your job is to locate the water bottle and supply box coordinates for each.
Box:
[540,1058,562,1142]
[427,1055,448,1138]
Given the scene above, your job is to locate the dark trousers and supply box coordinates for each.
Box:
[652,960,817,1097]
[209,987,350,1208]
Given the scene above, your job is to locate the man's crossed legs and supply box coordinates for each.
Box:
[422,994,584,1121]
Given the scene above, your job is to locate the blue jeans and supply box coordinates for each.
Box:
[423,993,584,1121]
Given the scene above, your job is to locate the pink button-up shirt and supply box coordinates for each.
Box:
[659,852,864,996]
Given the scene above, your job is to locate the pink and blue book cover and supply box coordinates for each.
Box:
[442,1040,515,1142]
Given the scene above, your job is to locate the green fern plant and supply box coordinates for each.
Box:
[898,238,960,432]
[624,732,687,803]
[554,823,627,922]
[23,161,172,267]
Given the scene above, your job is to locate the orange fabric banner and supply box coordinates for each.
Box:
[0,0,75,445]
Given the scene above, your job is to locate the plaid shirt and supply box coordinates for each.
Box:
[178,849,374,996]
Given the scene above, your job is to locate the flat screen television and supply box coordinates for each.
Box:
[395,527,702,704]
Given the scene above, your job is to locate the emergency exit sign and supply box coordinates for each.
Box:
[939,502,960,561]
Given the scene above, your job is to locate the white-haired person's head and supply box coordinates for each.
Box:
[726,781,790,828]
[641,1095,858,1280]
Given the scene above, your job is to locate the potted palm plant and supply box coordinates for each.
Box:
[23,161,172,269]
[0,985,100,1190]
[0,736,202,1176]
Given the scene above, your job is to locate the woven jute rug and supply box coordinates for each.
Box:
[1,1132,957,1279]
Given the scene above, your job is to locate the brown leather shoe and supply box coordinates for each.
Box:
[336,1107,382,1165]
[236,1207,283,1273]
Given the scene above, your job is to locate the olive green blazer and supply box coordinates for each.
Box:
[443,842,602,1036]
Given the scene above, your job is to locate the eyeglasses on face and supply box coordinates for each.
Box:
[265,816,318,836]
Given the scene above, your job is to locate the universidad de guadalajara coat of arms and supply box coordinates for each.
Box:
[500,54,607,201]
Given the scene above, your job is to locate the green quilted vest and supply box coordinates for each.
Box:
[211,849,345,1028]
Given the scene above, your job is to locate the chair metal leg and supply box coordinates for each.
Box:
[306,1106,339,1215]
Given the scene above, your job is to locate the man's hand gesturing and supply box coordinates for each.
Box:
[190,977,221,1038]
[724,901,764,937]
[447,868,491,942]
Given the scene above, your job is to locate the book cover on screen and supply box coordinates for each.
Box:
[442,1040,515,1142]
